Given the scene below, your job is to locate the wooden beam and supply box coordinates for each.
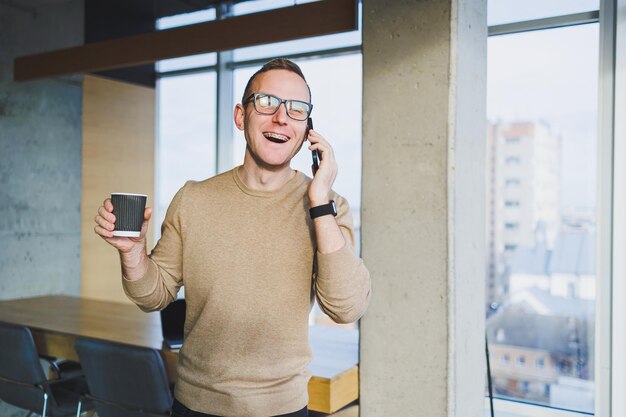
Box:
[14,0,358,82]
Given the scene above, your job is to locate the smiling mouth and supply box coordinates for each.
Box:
[263,132,290,143]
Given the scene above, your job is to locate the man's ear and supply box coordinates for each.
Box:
[234,104,245,131]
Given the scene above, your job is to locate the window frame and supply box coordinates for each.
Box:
[605,0,626,416]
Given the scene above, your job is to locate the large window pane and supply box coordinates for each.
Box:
[488,0,599,26]
[156,72,217,241]
[485,24,598,413]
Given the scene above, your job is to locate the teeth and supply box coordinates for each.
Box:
[264,132,289,142]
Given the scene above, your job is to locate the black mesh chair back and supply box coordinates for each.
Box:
[75,337,172,417]
[0,322,90,417]
[0,322,48,412]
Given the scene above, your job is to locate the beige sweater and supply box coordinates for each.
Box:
[122,167,371,417]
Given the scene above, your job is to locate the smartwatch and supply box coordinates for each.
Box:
[309,200,337,219]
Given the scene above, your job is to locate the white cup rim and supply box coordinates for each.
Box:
[113,230,142,237]
[111,193,148,197]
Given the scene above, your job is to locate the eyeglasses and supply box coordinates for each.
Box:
[244,93,313,121]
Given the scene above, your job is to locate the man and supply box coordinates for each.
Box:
[94,58,371,417]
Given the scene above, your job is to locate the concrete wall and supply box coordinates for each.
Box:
[360,0,486,415]
[0,0,84,300]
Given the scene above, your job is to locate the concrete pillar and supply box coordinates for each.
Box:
[0,1,84,299]
[360,0,487,415]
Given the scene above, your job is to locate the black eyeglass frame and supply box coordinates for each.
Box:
[244,93,313,121]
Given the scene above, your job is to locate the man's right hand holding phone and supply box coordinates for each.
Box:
[306,128,345,254]
[306,128,338,207]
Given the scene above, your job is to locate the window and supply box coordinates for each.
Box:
[504,222,519,230]
[485,11,598,415]
[505,156,521,165]
[502,354,510,365]
[521,381,529,393]
[505,178,521,187]
[155,72,217,241]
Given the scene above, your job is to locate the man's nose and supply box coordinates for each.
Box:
[272,102,289,124]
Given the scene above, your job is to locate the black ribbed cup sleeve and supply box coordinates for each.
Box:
[111,194,147,232]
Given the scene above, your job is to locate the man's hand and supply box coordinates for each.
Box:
[307,130,338,206]
[94,198,151,279]
[307,130,345,253]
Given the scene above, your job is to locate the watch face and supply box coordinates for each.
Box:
[331,200,337,214]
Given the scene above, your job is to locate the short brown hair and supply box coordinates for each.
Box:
[241,58,311,104]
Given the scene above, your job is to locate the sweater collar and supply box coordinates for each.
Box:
[232,165,307,197]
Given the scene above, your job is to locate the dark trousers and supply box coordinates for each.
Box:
[171,398,309,417]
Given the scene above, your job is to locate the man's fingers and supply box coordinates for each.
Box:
[94,224,114,239]
[97,206,115,223]
[94,214,114,231]
[309,142,336,163]
[103,198,114,212]
[307,130,326,145]
[144,207,152,221]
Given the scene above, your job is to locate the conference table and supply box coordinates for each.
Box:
[0,295,358,414]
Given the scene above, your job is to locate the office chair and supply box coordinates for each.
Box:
[75,337,173,417]
[0,322,92,417]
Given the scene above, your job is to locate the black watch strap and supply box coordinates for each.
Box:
[309,200,337,219]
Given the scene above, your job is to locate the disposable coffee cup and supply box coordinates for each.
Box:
[111,193,147,238]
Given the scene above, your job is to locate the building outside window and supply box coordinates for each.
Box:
[536,357,545,369]
[505,178,521,187]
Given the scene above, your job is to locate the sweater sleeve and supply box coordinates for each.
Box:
[314,195,371,324]
[122,183,187,312]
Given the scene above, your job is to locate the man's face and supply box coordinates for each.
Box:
[234,69,310,170]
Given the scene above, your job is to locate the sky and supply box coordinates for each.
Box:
[488,23,599,210]
[487,0,600,211]
[488,0,599,25]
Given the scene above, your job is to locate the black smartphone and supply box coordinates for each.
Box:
[308,118,320,174]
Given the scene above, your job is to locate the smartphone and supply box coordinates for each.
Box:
[308,118,320,174]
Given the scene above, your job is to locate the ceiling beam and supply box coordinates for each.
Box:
[14,0,358,82]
